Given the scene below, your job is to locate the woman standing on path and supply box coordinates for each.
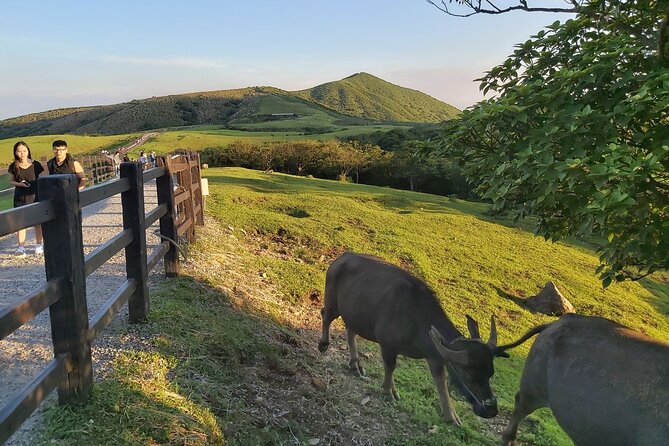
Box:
[7,141,45,256]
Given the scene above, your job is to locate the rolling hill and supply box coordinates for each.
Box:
[295,72,460,122]
[0,73,459,138]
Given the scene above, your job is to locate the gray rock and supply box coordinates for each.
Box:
[524,281,575,316]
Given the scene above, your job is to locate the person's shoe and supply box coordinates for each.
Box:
[34,244,44,255]
[14,246,26,257]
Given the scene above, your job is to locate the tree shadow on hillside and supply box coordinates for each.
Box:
[207,172,482,217]
[639,274,669,320]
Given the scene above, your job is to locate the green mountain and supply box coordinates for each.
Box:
[0,73,459,138]
[294,72,460,122]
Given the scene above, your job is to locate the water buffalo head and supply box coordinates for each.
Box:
[430,315,509,419]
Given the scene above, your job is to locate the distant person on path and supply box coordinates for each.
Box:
[47,140,86,190]
[139,151,148,168]
[7,141,45,256]
[113,150,122,176]
[149,151,156,168]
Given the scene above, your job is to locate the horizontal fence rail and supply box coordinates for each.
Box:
[88,279,137,343]
[0,279,63,342]
[79,178,130,208]
[0,354,69,445]
[0,152,204,445]
[84,229,133,277]
[0,201,56,238]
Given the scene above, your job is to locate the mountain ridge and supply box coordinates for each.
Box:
[0,73,460,138]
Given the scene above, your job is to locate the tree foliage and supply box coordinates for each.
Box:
[432,0,669,285]
[199,139,473,197]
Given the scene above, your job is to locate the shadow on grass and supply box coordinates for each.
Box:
[639,274,669,319]
[494,286,530,312]
[205,169,485,217]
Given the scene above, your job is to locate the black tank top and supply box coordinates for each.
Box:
[48,154,77,174]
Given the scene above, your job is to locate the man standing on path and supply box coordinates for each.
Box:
[47,140,86,190]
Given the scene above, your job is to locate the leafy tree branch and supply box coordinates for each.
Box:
[425,0,582,17]
[430,0,669,286]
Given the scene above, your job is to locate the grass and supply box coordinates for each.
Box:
[130,125,407,156]
[34,167,669,445]
[42,350,223,445]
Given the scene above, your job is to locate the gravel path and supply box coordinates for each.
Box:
[0,181,164,445]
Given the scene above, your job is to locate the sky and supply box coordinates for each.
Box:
[0,1,574,120]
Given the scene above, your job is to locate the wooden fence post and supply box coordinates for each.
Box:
[120,162,149,322]
[182,156,196,243]
[193,153,205,226]
[156,156,180,277]
[38,174,92,404]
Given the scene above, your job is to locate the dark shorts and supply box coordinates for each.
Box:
[14,193,37,208]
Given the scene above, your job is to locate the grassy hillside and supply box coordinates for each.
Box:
[0,74,459,137]
[0,133,139,162]
[128,124,408,156]
[295,72,461,123]
[38,168,669,445]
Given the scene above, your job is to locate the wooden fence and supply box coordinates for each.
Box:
[79,155,116,188]
[0,152,204,444]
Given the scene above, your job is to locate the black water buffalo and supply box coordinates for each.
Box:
[499,313,669,446]
[318,252,509,424]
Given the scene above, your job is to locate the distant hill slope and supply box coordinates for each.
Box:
[294,72,460,123]
[0,73,459,138]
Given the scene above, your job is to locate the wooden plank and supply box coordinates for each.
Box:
[88,279,136,342]
[0,355,68,445]
[169,162,188,173]
[142,166,166,183]
[184,158,196,242]
[0,201,56,238]
[174,189,189,206]
[144,203,168,229]
[146,241,170,273]
[79,178,130,208]
[177,218,192,237]
[84,229,133,277]
[192,153,205,226]
[38,174,93,405]
[120,162,149,323]
[193,204,201,218]
[155,156,180,277]
[0,279,63,342]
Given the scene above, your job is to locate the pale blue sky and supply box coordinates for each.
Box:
[0,1,573,120]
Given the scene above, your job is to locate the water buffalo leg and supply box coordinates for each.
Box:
[380,346,400,400]
[318,305,339,353]
[428,358,461,425]
[500,391,541,446]
[346,326,365,376]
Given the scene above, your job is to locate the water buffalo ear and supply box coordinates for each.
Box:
[487,315,498,348]
[430,326,469,366]
[466,315,481,339]
[494,347,510,358]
